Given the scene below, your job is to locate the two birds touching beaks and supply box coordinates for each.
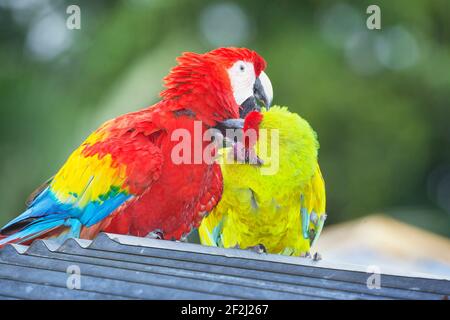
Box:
[0,48,326,259]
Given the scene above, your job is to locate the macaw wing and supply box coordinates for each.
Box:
[198,208,225,247]
[300,163,327,248]
[196,163,224,246]
[0,124,163,243]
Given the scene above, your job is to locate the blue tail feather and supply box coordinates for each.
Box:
[0,218,65,246]
[1,182,132,246]
[1,187,71,231]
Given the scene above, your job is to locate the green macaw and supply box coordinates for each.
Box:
[199,106,326,257]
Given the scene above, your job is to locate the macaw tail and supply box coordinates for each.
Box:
[0,187,79,248]
[0,215,71,248]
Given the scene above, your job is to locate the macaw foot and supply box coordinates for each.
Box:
[300,251,311,258]
[146,229,164,240]
[312,252,322,261]
[299,251,322,261]
[246,243,267,254]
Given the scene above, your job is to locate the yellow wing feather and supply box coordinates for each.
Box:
[51,129,129,206]
[302,163,326,248]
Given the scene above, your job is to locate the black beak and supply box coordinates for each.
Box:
[239,72,273,118]
[240,96,259,119]
[213,118,244,148]
[215,118,244,134]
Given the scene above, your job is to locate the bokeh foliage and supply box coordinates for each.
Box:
[0,0,449,236]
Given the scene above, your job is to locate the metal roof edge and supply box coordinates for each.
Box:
[101,233,450,281]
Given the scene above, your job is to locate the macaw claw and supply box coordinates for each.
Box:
[300,251,311,258]
[246,243,267,254]
[313,252,322,261]
[146,229,164,240]
[299,251,322,261]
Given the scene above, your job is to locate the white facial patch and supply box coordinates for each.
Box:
[227,60,256,105]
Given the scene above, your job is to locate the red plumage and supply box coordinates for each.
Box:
[0,47,268,246]
[100,48,266,240]
[100,106,224,240]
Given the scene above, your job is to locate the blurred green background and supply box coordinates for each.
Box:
[0,0,449,237]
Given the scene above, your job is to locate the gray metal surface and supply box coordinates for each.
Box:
[0,233,448,300]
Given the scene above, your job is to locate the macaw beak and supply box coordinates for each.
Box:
[214,118,244,148]
[215,118,244,133]
[239,71,273,118]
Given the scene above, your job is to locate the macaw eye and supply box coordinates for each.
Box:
[227,61,256,105]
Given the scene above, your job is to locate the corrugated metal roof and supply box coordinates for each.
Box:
[0,233,448,300]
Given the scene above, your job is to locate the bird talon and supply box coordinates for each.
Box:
[146,229,164,240]
[246,243,267,254]
[300,251,311,258]
[313,252,322,261]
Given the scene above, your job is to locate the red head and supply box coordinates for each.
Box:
[161,47,273,126]
[207,47,266,77]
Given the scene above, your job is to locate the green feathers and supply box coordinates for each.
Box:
[199,106,327,256]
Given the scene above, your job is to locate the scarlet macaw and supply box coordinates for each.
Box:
[0,48,273,245]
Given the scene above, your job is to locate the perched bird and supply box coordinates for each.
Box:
[199,107,326,257]
[0,47,273,246]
